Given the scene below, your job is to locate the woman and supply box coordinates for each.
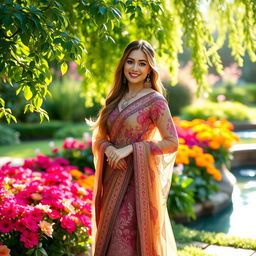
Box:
[91,40,179,256]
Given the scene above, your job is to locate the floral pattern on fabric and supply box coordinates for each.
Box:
[106,177,137,256]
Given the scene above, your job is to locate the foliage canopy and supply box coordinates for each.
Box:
[1,0,255,121]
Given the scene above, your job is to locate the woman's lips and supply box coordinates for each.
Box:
[129,72,140,78]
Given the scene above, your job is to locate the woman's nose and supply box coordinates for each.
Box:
[132,63,139,71]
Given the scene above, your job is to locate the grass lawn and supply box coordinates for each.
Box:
[0,137,255,159]
[238,138,256,144]
[174,222,256,255]
[0,139,65,158]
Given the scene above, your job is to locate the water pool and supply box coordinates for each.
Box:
[235,129,256,139]
[185,166,256,239]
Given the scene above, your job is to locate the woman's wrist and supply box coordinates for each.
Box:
[126,144,133,154]
[105,145,115,155]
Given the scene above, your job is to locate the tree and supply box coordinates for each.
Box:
[1,0,255,122]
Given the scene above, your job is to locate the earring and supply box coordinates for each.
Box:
[144,73,152,88]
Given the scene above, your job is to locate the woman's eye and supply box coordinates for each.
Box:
[140,63,146,66]
[127,60,133,64]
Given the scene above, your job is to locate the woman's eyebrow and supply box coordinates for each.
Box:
[127,57,147,62]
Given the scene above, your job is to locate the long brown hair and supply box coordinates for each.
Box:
[92,40,166,137]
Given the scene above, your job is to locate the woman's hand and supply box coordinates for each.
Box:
[105,145,133,170]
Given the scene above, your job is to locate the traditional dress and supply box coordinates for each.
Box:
[92,91,179,256]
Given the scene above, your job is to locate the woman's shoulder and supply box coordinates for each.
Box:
[142,88,165,99]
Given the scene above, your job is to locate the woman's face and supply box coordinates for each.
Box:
[123,49,151,86]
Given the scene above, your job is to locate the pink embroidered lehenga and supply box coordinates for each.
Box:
[92,91,179,256]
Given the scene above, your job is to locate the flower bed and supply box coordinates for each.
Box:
[168,117,239,219]
[0,156,93,256]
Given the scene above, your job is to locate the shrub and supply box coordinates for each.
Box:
[44,78,101,122]
[181,101,255,121]
[6,121,69,140]
[208,84,256,105]
[53,123,91,139]
[0,125,20,145]
[163,82,194,116]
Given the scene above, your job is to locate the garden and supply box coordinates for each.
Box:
[1,0,256,255]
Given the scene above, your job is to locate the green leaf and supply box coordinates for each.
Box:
[33,96,43,108]
[0,62,5,74]
[13,12,24,25]
[111,8,122,20]
[2,16,12,28]
[53,38,62,44]
[39,247,48,256]
[61,62,68,75]
[130,13,135,21]
[23,85,33,100]
[21,33,30,45]
[0,98,5,107]
[99,6,107,15]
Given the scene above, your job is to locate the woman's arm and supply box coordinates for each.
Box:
[148,97,179,154]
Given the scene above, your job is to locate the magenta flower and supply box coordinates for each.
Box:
[0,218,14,233]
[60,215,76,233]
[20,216,39,232]
[52,147,59,153]
[20,230,39,248]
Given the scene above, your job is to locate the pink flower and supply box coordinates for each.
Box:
[77,214,92,235]
[60,215,76,233]
[0,218,14,233]
[83,168,94,176]
[47,209,61,219]
[0,200,19,218]
[54,157,69,166]
[23,158,36,170]
[20,230,39,248]
[20,216,39,232]
[15,218,26,232]
[52,147,59,153]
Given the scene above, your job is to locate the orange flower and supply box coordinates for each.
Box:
[39,220,54,237]
[206,166,222,181]
[70,169,83,179]
[213,171,222,181]
[195,153,214,168]
[208,141,221,150]
[78,176,94,190]
[188,145,204,157]
[207,117,217,123]
[195,155,208,167]
[175,155,190,165]
[203,153,215,164]
[0,245,10,256]
[31,193,43,201]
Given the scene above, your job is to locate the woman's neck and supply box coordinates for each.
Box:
[127,82,144,94]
